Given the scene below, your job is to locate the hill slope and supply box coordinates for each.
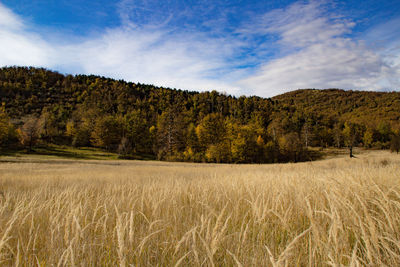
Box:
[1,66,399,162]
[272,89,400,125]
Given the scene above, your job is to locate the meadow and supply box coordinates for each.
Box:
[0,150,400,266]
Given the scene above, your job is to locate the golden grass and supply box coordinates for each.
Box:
[0,151,400,266]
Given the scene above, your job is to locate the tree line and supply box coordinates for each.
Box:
[1,66,399,162]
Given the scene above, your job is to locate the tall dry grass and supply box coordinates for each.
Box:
[0,151,400,266]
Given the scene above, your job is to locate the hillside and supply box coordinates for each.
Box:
[272,89,400,125]
[1,66,400,162]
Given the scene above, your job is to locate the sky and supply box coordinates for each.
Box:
[0,0,399,97]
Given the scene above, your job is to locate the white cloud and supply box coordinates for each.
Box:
[0,3,23,29]
[0,4,54,67]
[0,3,243,94]
[238,1,400,97]
[0,1,399,98]
[244,2,353,47]
[62,27,244,93]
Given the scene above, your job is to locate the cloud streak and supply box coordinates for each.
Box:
[65,27,245,93]
[238,1,400,97]
[0,4,54,67]
[0,1,399,98]
[0,3,244,94]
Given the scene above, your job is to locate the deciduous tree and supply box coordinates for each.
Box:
[18,115,41,151]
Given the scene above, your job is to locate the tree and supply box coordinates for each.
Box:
[124,110,149,154]
[73,124,91,147]
[185,123,199,150]
[231,124,263,163]
[5,66,400,164]
[333,122,343,148]
[205,141,231,163]
[363,128,374,148]
[91,115,123,151]
[39,106,70,143]
[314,126,333,147]
[183,123,201,161]
[0,105,18,149]
[196,113,226,148]
[18,115,41,151]
[224,117,240,160]
[373,121,392,148]
[377,121,391,143]
[71,107,100,147]
[278,132,304,162]
[0,105,9,147]
[156,109,185,159]
[301,121,313,148]
[265,140,279,163]
[343,122,357,157]
[118,137,131,156]
[65,120,77,138]
[267,119,284,143]
[390,133,400,153]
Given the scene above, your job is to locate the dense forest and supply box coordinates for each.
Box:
[1,66,400,163]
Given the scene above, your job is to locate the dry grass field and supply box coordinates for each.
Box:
[0,150,400,266]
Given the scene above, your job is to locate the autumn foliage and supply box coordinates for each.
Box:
[1,66,400,162]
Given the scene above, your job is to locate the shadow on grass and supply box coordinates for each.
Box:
[0,145,158,162]
[31,147,94,159]
[0,148,21,157]
[306,149,324,161]
[118,153,156,161]
[1,145,116,160]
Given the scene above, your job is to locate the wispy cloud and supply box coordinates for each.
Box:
[0,2,244,93]
[362,17,400,70]
[0,3,23,29]
[0,1,399,97]
[0,4,54,66]
[238,1,400,97]
[64,26,245,93]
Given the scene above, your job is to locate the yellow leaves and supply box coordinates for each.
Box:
[256,135,264,146]
[65,121,76,137]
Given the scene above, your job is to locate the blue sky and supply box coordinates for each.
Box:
[0,0,399,97]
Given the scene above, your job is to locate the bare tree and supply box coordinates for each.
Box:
[19,115,41,151]
[118,137,131,156]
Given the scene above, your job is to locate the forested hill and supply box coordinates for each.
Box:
[272,89,400,125]
[1,66,400,163]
